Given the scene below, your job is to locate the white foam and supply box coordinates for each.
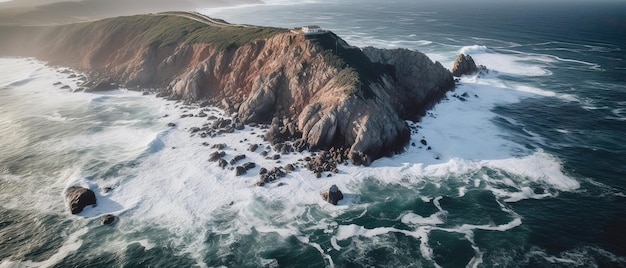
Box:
[0,42,582,265]
[459,45,554,77]
[400,212,444,225]
[460,45,489,55]
[483,151,579,192]
[527,246,626,267]
[513,85,556,97]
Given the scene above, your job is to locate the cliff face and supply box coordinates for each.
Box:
[0,13,454,165]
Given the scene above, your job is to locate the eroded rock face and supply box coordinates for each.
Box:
[2,15,455,165]
[66,186,96,214]
[361,47,455,120]
[451,53,486,77]
[322,184,344,205]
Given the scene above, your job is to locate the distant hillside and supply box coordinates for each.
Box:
[0,0,261,25]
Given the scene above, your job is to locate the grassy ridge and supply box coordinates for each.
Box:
[67,14,288,50]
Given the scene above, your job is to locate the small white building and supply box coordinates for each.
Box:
[302,25,323,34]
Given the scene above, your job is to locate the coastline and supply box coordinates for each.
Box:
[0,55,582,267]
[2,1,625,266]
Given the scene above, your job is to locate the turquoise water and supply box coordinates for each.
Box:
[1,1,626,267]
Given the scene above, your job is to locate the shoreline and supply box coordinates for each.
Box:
[0,53,588,267]
[10,55,579,193]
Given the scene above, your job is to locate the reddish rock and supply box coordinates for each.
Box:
[66,186,96,214]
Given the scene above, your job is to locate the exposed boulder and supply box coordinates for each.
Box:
[322,184,344,205]
[229,154,246,165]
[451,54,486,77]
[101,214,116,225]
[284,164,295,172]
[212,143,227,150]
[66,186,96,214]
[242,162,256,170]
[249,144,259,152]
[218,158,228,169]
[235,166,247,176]
[208,151,226,162]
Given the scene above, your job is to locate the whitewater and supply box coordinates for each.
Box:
[2,0,626,267]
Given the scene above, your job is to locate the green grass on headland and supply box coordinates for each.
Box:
[69,14,287,50]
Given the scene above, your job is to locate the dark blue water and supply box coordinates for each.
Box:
[1,1,626,267]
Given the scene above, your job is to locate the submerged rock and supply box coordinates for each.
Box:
[84,79,117,92]
[322,185,344,205]
[66,186,96,214]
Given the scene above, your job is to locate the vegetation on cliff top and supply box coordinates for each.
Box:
[59,14,287,50]
[307,32,391,99]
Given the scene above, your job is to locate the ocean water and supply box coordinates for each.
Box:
[1,0,626,267]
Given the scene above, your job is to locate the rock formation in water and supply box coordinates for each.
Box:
[322,184,344,205]
[65,186,97,214]
[0,12,455,165]
[451,53,486,77]
[101,214,116,225]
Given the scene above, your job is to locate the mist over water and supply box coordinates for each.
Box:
[1,0,626,267]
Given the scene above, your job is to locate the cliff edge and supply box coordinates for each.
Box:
[0,13,454,165]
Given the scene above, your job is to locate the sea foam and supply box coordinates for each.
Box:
[0,43,582,267]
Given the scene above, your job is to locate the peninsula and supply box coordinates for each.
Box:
[0,12,456,165]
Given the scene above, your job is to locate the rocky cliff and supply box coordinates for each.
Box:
[0,13,454,165]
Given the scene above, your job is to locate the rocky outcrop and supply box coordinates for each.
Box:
[322,185,344,205]
[256,167,286,186]
[361,47,454,120]
[235,166,247,176]
[66,186,97,214]
[451,53,486,77]
[0,13,455,165]
[101,214,116,225]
